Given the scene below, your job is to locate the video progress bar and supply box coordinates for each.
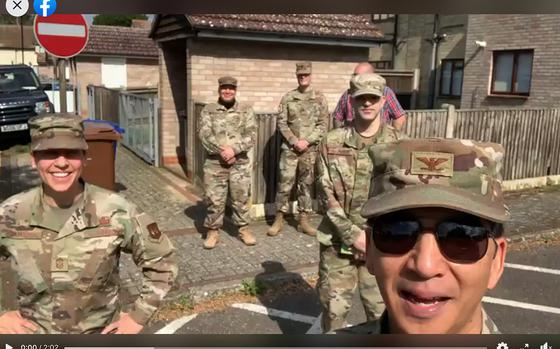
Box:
[67,347,487,349]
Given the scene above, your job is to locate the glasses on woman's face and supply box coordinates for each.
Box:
[369,212,502,264]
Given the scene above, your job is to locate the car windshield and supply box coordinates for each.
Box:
[0,68,40,93]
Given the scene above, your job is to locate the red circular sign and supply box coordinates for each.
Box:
[34,14,89,59]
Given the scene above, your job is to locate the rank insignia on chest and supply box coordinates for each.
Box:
[51,256,69,272]
[147,222,162,240]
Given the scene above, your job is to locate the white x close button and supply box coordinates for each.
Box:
[5,0,28,17]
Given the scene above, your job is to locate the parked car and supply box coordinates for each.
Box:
[0,64,53,142]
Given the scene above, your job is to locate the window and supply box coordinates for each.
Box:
[372,14,395,21]
[372,60,392,70]
[439,59,463,97]
[491,50,533,96]
[101,57,127,88]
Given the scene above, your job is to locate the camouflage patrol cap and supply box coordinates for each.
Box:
[350,73,386,98]
[361,138,509,223]
[28,113,88,151]
[295,61,312,75]
[218,76,238,87]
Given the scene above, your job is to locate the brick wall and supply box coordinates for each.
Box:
[397,15,467,109]
[187,40,367,112]
[461,14,560,109]
[76,57,102,115]
[159,40,187,166]
[369,15,467,109]
[159,38,369,166]
[126,57,159,89]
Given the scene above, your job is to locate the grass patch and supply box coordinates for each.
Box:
[151,276,317,324]
[176,293,195,310]
[241,278,266,296]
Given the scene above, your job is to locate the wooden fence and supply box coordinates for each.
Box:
[454,108,560,181]
[190,105,560,206]
[87,85,157,123]
[87,85,120,124]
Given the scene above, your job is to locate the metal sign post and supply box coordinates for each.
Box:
[59,58,67,113]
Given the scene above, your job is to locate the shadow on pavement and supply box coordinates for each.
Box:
[184,200,208,240]
[114,182,128,192]
[183,200,249,240]
[254,261,321,334]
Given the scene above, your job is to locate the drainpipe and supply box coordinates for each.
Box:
[428,14,446,109]
[392,14,398,69]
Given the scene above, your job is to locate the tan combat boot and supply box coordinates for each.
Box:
[239,226,257,246]
[203,229,220,249]
[298,213,317,236]
[267,212,285,236]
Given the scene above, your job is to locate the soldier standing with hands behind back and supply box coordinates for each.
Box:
[268,62,329,237]
[199,76,257,249]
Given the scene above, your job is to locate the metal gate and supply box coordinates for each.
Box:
[118,92,160,166]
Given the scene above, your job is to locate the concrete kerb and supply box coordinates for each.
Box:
[166,265,319,303]
[502,175,560,191]
[506,227,560,244]
[160,226,560,309]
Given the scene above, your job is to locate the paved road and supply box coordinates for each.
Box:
[1,142,559,334]
[147,242,560,334]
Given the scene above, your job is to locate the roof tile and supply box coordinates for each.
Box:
[186,14,383,40]
[83,25,158,58]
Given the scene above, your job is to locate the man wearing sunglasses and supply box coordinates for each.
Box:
[334,138,508,334]
[316,73,406,332]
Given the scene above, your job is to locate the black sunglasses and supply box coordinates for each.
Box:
[369,213,502,264]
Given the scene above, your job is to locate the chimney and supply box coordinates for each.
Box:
[131,19,150,29]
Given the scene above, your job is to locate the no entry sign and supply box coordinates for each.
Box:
[34,14,89,58]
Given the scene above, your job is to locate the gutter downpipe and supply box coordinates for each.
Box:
[428,14,440,109]
[392,14,398,69]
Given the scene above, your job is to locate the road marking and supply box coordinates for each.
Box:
[154,313,198,334]
[483,296,560,315]
[306,313,323,334]
[232,303,317,324]
[505,262,560,276]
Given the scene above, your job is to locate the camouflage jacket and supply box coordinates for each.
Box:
[199,101,256,155]
[0,183,177,334]
[333,308,501,334]
[277,88,329,150]
[316,125,404,247]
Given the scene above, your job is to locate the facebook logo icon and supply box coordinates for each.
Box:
[33,0,56,17]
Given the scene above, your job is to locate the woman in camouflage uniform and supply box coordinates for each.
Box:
[0,114,177,334]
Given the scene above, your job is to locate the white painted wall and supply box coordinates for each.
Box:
[101,57,126,88]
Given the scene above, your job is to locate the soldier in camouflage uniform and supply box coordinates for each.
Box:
[0,114,177,334]
[268,62,329,237]
[316,73,402,332]
[335,138,508,334]
[199,76,257,249]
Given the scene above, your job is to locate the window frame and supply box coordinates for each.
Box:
[371,60,393,70]
[439,58,464,98]
[372,14,395,21]
[490,49,534,97]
